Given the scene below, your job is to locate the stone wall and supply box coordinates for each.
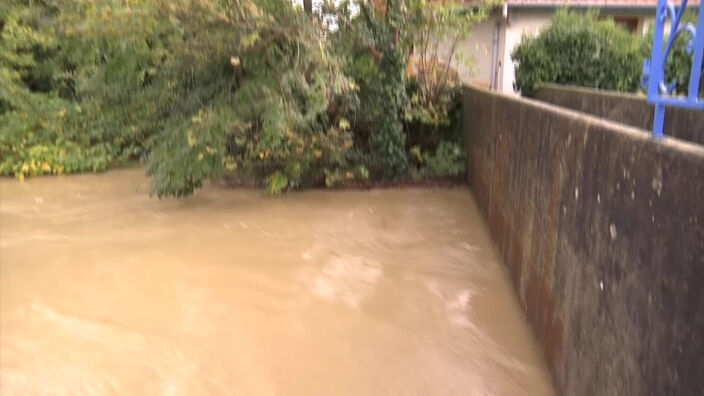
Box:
[534,84,704,145]
[462,84,704,396]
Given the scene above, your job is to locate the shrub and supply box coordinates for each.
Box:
[331,1,413,180]
[2,0,491,196]
[146,0,360,197]
[410,140,465,179]
[0,0,176,178]
[404,78,464,178]
[511,9,648,96]
[330,0,493,181]
[401,1,495,180]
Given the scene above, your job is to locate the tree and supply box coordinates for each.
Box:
[404,0,496,155]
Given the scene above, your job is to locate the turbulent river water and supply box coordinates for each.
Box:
[0,168,555,396]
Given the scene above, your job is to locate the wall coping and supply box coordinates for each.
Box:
[538,83,650,102]
[464,83,704,159]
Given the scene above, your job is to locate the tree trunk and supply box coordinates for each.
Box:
[303,0,312,15]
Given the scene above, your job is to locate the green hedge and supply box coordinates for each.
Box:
[512,9,702,98]
[512,10,648,96]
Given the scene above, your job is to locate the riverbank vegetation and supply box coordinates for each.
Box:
[512,9,703,97]
[1,0,496,197]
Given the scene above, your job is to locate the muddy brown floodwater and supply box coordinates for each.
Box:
[0,168,555,396]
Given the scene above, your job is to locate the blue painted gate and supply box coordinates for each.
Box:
[642,0,704,138]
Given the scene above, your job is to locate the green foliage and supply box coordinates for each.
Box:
[331,0,491,181]
[0,0,175,178]
[404,78,462,162]
[0,1,98,178]
[146,0,360,197]
[645,10,703,97]
[0,105,112,178]
[512,9,647,96]
[3,0,489,196]
[411,140,465,179]
[323,164,370,187]
[267,171,290,195]
[368,47,410,180]
[400,1,482,181]
[332,0,413,179]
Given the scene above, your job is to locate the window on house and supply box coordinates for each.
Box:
[613,17,639,34]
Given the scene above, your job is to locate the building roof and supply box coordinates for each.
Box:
[506,0,700,8]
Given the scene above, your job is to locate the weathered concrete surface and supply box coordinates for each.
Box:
[462,84,704,396]
[534,84,704,145]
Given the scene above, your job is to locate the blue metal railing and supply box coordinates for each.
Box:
[642,0,704,138]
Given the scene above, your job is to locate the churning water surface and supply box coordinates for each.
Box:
[0,168,555,396]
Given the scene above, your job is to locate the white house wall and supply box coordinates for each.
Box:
[501,10,553,94]
[461,17,498,88]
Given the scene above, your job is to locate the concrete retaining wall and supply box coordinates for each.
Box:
[534,84,704,145]
[462,84,704,396]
